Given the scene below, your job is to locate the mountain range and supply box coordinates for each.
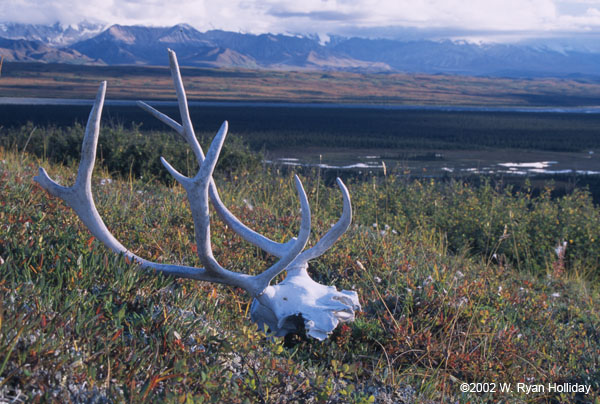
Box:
[1,22,599,78]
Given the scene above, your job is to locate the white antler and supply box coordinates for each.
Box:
[35,50,360,340]
[34,82,310,296]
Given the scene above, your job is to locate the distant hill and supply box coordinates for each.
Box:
[329,37,600,77]
[0,37,95,64]
[0,22,599,78]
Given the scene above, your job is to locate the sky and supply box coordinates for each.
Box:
[2,0,600,42]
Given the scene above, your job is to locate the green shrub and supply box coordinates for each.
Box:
[351,175,600,277]
[0,121,262,183]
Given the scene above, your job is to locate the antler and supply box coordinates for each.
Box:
[34,81,311,297]
[35,50,360,340]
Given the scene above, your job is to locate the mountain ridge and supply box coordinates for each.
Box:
[1,22,599,78]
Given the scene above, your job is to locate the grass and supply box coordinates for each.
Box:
[1,146,600,403]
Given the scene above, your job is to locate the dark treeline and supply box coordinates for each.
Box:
[1,104,600,152]
[0,122,262,184]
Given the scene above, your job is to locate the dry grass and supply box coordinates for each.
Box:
[2,62,600,107]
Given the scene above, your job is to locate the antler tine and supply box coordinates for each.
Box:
[34,82,129,254]
[36,82,106,196]
[168,48,202,159]
[254,175,312,289]
[192,121,229,276]
[292,177,352,264]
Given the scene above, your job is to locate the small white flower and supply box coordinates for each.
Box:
[456,270,465,278]
[555,241,567,257]
[497,286,503,295]
[372,223,378,228]
[242,198,254,211]
[551,292,560,298]
[374,276,382,283]
[458,297,468,307]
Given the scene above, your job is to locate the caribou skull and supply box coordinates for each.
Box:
[34,50,360,340]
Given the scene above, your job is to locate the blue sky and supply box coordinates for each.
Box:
[2,0,600,42]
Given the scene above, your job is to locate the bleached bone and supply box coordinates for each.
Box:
[35,50,360,340]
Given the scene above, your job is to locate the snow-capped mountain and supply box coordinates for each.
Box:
[0,21,105,46]
[1,22,599,78]
[68,24,389,71]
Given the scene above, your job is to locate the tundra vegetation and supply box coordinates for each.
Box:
[1,118,599,403]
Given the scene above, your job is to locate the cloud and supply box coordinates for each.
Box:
[1,0,600,40]
[268,9,359,22]
[559,0,600,4]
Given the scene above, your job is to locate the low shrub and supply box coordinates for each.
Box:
[0,121,262,183]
